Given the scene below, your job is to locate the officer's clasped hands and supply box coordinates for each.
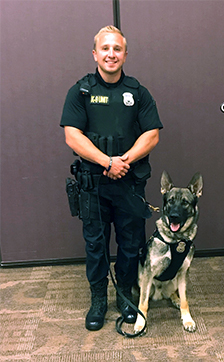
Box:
[103,155,130,180]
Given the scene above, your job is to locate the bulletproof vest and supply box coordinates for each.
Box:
[79,73,141,156]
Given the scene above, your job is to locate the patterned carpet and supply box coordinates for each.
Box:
[0,257,224,361]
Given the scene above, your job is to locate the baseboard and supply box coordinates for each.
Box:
[194,249,224,257]
[0,257,87,268]
[1,249,224,268]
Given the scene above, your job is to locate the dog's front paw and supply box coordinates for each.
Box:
[134,314,147,334]
[182,315,196,332]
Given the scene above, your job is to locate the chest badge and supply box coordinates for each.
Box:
[123,92,135,106]
[176,241,186,253]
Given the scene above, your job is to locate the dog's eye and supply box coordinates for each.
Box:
[182,199,189,206]
[168,198,175,205]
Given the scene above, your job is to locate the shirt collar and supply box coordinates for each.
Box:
[95,68,125,88]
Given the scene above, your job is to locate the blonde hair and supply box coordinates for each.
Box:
[94,25,127,51]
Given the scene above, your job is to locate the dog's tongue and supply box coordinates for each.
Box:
[170,223,180,232]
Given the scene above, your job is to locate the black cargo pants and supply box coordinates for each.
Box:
[80,175,147,287]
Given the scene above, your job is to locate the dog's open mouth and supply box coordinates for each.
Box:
[170,223,181,232]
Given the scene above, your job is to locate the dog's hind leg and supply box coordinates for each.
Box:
[178,273,196,332]
[163,279,180,309]
[170,291,180,309]
[134,270,153,333]
[160,279,180,307]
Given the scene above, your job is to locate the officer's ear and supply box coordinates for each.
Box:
[92,49,98,62]
[123,50,128,63]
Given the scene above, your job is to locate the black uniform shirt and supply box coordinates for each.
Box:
[60,70,163,155]
[61,70,162,126]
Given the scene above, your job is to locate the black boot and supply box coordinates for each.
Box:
[85,278,108,331]
[116,284,137,324]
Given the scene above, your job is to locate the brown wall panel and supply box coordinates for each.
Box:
[121,0,224,250]
[1,0,113,264]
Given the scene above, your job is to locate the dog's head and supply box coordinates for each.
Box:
[160,171,203,233]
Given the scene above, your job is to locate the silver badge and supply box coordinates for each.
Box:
[176,241,186,253]
[123,92,135,106]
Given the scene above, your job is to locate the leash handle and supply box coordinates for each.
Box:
[116,315,147,338]
[109,269,147,338]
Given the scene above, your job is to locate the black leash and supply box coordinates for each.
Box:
[110,269,147,337]
[96,175,148,338]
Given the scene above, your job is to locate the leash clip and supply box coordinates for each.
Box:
[148,203,160,212]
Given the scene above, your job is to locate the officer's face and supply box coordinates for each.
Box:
[93,32,128,82]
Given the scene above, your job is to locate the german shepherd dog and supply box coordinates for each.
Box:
[134,171,203,334]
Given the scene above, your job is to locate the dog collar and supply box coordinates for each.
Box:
[153,228,192,249]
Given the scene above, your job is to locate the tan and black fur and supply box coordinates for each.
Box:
[134,171,203,334]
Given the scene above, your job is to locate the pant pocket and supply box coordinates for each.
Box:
[79,189,90,220]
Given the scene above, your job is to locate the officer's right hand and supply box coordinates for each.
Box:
[103,155,130,180]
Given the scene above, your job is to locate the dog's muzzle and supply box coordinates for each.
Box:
[169,213,182,232]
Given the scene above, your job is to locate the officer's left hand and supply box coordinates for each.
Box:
[103,155,130,180]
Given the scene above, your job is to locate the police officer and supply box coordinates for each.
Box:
[60,26,163,331]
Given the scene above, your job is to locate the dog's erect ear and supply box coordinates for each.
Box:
[188,173,203,198]
[161,171,174,194]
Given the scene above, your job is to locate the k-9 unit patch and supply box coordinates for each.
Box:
[122,92,135,106]
[90,95,109,105]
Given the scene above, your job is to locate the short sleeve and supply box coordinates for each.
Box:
[60,83,88,131]
[137,86,163,132]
